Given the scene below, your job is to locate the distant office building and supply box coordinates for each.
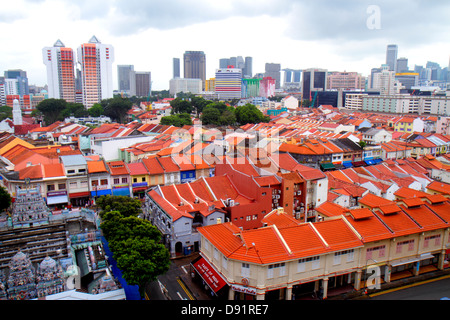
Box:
[43,40,76,102]
[242,78,260,98]
[369,67,382,89]
[135,72,151,97]
[396,57,408,73]
[117,65,136,97]
[259,77,276,98]
[244,57,253,78]
[386,44,398,72]
[77,36,114,107]
[4,69,29,97]
[302,68,327,100]
[215,68,242,100]
[283,69,302,91]
[219,58,229,69]
[264,63,281,89]
[173,58,180,78]
[372,65,397,95]
[395,72,419,90]
[169,78,202,96]
[205,78,215,92]
[327,72,365,90]
[184,51,206,89]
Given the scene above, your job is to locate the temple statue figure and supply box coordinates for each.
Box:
[6,251,37,300]
[11,185,50,228]
[36,256,65,298]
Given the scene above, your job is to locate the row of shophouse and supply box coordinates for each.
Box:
[194,184,450,300]
[0,132,216,207]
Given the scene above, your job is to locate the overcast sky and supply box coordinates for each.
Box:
[2,0,450,91]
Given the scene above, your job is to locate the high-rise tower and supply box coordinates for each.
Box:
[77,36,114,107]
[386,44,398,72]
[43,40,76,103]
[183,51,206,90]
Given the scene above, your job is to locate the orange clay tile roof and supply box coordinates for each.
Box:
[142,157,165,175]
[398,200,449,231]
[42,163,65,178]
[316,201,348,217]
[87,160,107,174]
[107,160,129,176]
[261,209,301,228]
[358,193,395,208]
[345,211,393,242]
[126,162,149,176]
[157,156,180,173]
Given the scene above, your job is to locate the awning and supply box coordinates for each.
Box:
[90,189,112,197]
[320,162,335,170]
[390,256,420,267]
[373,158,383,164]
[69,192,90,198]
[352,161,365,167]
[365,160,375,165]
[333,163,344,170]
[192,257,227,293]
[47,195,69,205]
[343,162,353,168]
[112,187,130,197]
[132,187,148,192]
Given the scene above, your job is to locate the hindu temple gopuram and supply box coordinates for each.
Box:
[0,185,124,300]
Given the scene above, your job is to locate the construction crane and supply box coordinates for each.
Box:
[310,91,318,108]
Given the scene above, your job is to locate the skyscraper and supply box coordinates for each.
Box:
[77,36,114,107]
[4,69,29,97]
[135,72,151,97]
[183,51,206,89]
[117,65,136,97]
[396,57,408,73]
[43,40,76,103]
[264,63,281,89]
[215,67,242,100]
[173,58,180,78]
[386,44,398,72]
[244,57,253,78]
[302,68,327,100]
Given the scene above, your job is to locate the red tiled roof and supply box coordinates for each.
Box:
[157,156,180,173]
[126,162,149,176]
[107,160,129,175]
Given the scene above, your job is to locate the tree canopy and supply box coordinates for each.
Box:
[96,195,142,218]
[101,97,133,123]
[35,98,67,125]
[160,113,192,127]
[0,186,11,212]
[0,106,12,122]
[98,197,170,298]
[100,210,170,297]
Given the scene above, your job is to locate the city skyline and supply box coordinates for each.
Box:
[2,0,450,91]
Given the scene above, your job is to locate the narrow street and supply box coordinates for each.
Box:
[145,254,212,301]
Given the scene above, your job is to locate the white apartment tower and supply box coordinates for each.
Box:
[77,36,114,107]
[42,39,76,103]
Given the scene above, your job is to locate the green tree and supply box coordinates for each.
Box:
[36,98,67,125]
[88,103,104,117]
[191,96,212,116]
[200,106,221,125]
[219,107,237,126]
[160,113,192,127]
[96,195,142,218]
[61,103,89,118]
[0,106,12,122]
[114,237,170,297]
[100,210,170,298]
[235,103,269,125]
[101,97,133,123]
[170,98,193,115]
[0,186,11,212]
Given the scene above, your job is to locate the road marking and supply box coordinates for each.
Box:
[177,277,195,300]
[369,274,450,298]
